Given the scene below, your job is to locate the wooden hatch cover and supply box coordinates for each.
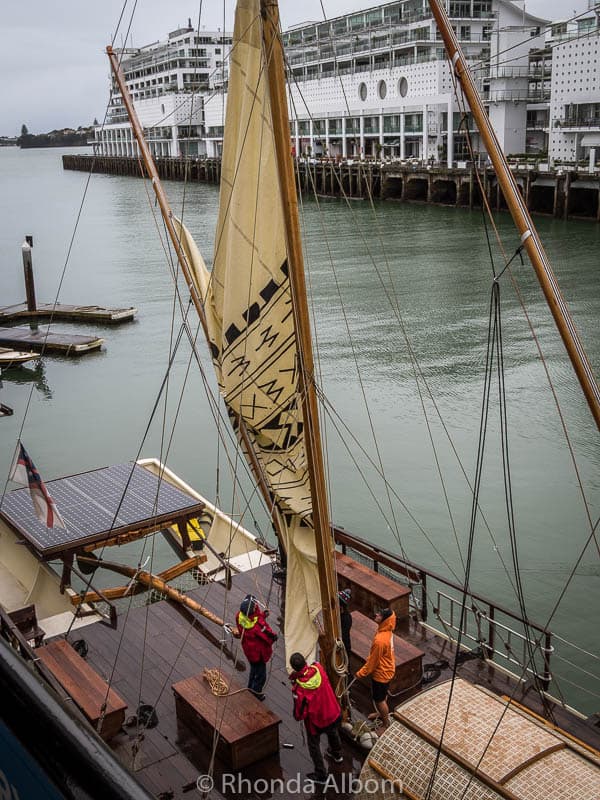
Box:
[354,678,600,800]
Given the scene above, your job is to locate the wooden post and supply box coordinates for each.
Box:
[553,174,561,218]
[261,0,343,681]
[564,172,571,220]
[22,238,37,312]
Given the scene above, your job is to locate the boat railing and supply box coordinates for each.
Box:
[0,605,88,708]
[333,526,553,690]
[435,590,552,689]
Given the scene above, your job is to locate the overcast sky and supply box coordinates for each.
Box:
[1,0,589,136]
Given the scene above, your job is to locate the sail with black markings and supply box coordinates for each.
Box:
[175,0,322,660]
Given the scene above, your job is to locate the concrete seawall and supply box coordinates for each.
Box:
[62,154,600,222]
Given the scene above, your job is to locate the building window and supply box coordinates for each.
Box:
[460,26,471,41]
[359,82,368,101]
[449,1,471,17]
[398,76,408,97]
[378,80,387,99]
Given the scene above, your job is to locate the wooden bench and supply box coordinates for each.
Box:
[172,670,281,769]
[336,551,411,622]
[8,604,45,647]
[36,639,127,740]
[349,610,423,694]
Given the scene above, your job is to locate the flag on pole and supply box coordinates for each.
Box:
[9,443,66,529]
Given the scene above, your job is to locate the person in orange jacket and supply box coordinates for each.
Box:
[356,607,396,728]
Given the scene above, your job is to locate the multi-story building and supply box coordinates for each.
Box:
[97,21,231,157]
[279,0,546,164]
[97,2,600,167]
[549,11,600,165]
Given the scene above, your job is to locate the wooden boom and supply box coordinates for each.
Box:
[75,556,224,627]
[428,0,600,430]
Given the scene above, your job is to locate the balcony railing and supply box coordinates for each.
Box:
[557,117,600,129]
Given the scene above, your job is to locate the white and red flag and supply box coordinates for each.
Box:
[9,442,66,529]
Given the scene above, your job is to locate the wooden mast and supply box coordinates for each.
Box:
[428,0,600,430]
[260,1,343,669]
[106,46,287,544]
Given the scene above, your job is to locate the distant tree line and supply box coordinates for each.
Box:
[17,123,95,149]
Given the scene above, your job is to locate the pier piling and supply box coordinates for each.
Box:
[62,155,600,221]
[22,237,37,313]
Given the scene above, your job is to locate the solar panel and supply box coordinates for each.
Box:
[0,462,204,556]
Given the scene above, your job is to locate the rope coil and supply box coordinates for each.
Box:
[203,668,230,696]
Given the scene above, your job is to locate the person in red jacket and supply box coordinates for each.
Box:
[234,594,277,700]
[356,607,396,729]
[289,652,343,783]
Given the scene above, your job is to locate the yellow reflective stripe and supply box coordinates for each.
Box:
[238,611,257,630]
[297,668,322,690]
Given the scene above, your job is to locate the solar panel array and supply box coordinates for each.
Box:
[0,462,202,556]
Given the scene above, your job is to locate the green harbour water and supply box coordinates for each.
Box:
[0,146,598,713]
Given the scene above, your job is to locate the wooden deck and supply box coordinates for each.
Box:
[0,302,136,325]
[47,563,599,799]
[60,566,369,799]
[0,325,103,355]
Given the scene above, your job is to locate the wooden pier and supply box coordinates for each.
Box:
[0,326,103,356]
[63,154,600,221]
[63,153,222,184]
[0,302,136,325]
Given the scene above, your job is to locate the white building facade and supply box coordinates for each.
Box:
[96,2,600,167]
[549,17,600,167]
[96,22,231,158]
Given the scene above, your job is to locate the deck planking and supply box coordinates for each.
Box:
[62,565,369,799]
[47,563,599,799]
[0,302,136,324]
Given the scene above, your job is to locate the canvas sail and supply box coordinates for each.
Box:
[175,0,322,660]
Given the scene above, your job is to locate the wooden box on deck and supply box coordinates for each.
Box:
[350,610,424,694]
[335,550,411,622]
[172,670,281,769]
[36,639,127,741]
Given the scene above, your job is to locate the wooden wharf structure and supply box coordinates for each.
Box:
[63,154,600,222]
[0,237,136,357]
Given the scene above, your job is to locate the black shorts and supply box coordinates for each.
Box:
[371,679,390,703]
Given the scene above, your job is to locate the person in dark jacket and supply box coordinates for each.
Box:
[234,594,277,700]
[338,588,352,656]
[289,652,343,783]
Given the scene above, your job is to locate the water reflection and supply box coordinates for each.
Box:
[0,360,52,399]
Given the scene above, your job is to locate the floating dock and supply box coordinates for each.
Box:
[0,326,103,356]
[0,303,136,325]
